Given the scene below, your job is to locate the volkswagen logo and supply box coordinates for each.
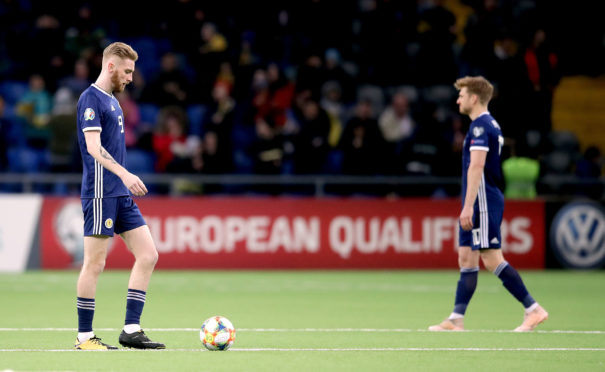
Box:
[550,201,605,269]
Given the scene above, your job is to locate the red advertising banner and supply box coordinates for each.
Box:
[40,197,545,269]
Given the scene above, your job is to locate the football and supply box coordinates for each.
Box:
[200,316,236,351]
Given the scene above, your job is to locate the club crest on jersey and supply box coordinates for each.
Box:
[84,108,95,121]
[104,218,114,229]
[472,127,484,137]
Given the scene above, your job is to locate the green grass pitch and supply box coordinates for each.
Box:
[1,270,604,371]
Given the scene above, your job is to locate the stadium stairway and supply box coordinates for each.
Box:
[552,76,605,151]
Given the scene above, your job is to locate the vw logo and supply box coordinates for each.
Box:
[550,201,605,269]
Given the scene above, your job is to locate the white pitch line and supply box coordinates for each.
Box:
[0,347,604,352]
[0,328,604,335]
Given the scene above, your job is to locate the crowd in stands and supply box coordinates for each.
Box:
[0,0,602,196]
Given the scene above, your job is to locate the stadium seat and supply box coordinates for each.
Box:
[387,85,419,103]
[547,131,580,153]
[322,149,343,174]
[7,147,45,173]
[0,80,29,105]
[357,85,385,114]
[139,103,160,124]
[422,85,456,105]
[126,149,155,174]
[186,104,207,136]
[543,151,573,174]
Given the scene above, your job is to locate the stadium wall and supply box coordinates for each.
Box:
[0,196,544,271]
[3,195,603,272]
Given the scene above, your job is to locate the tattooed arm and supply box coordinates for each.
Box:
[83,130,148,196]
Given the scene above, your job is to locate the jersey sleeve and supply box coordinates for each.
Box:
[469,122,489,152]
[78,94,103,132]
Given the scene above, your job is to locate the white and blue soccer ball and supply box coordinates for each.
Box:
[200,316,236,351]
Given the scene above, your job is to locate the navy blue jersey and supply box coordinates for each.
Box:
[77,84,129,198]
[461,112,504,208]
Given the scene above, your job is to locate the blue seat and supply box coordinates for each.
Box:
[139,103,160,124]
[7,147,43,173]
[187,104,207,136]
[126,149,155,174]
[0,81,29,105]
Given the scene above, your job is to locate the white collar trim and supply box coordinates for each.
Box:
[91,83,114,98]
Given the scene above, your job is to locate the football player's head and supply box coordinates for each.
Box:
[102,42,138,93]
[454,76,494,114]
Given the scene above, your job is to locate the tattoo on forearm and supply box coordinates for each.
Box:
[99,146,117,164]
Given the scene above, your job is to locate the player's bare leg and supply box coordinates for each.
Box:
[75,236,117,350]
[429,247,479,331]
[118,225,164,349]
[77,236,112,297]
[481,249,548,332]
[121,225,158,291]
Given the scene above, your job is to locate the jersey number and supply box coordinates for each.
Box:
[498,135,504,155]
[118,115,124,133]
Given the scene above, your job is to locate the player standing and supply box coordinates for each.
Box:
[429,76,548,332]
[74,42,165,349]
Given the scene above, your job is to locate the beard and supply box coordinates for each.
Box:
[111,71,124,93]
[459,105,471,115]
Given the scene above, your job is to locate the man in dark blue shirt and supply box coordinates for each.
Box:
[75,42,164,350]
[429,76,548,332]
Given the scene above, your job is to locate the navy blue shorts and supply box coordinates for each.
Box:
[82,196,146,237]
[459,208,503,250]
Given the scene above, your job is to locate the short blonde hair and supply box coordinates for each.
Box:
[454,76,493,105]
[102,42,138,63]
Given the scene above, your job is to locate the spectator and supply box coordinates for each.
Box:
[152,106,196,172]
[416,0,457,85]
[293,100,331,174]
[115,90,142,148]
[502,140,540,199]
[47,87,78,172]
[489,34,534,150]
[249,116,284,175]
[323,48,355,103]
[16,74,52,128]
[575,146,603,199]
[460,0,506,76]
[16,74,53,148]
[523,28,560,135]
[378,91,416,146]
[193,22,229,103]
[319,81,345,148]
[576,146,603,179]
[204,82,236,172]
[339,99,385,175]
[266,63,295,127]
[402,102,451,178]
[58,59,91,98]
[143,52,190,107]
[295,53,324,100]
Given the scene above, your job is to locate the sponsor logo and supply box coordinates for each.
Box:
[550,202,605,269]
[84,108,95,121]
[111,105,115,111]
[105,218,114,229]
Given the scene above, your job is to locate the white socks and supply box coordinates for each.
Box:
[449,312,464,320]
[124,324,141,334]
[525,302,539,314]
[77,331,95,342]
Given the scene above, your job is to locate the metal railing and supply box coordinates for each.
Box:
[0,173,603,199]
[0,173,462,197]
